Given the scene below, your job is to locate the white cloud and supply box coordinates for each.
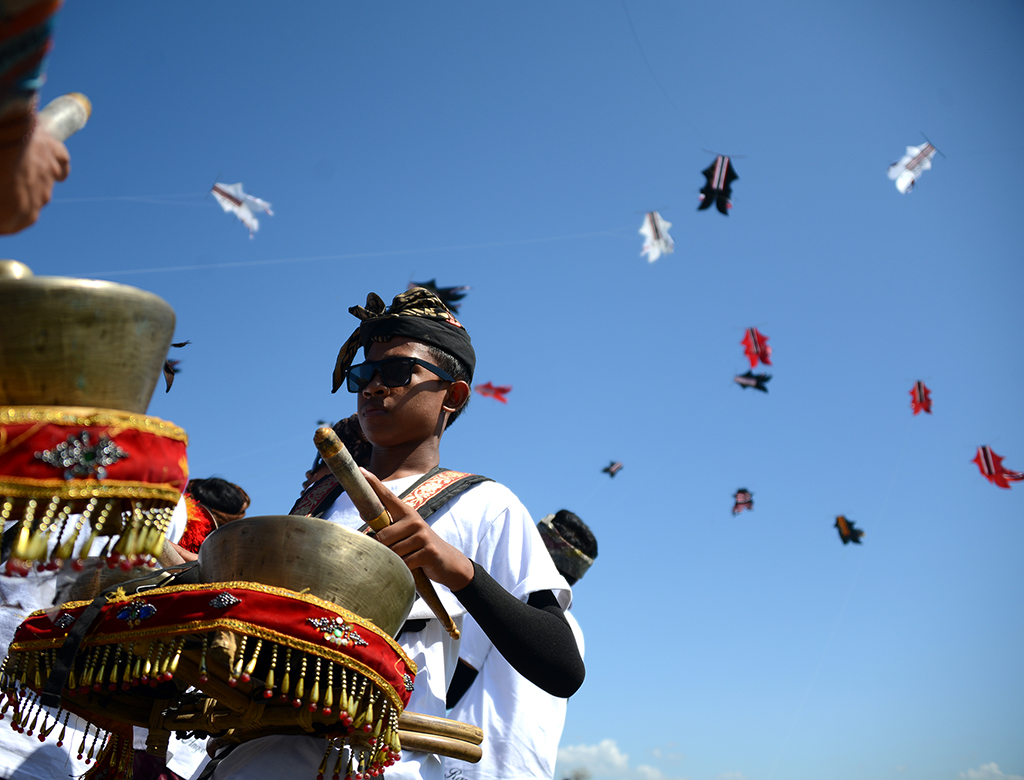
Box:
[958,763,1024,780]
[556,739,688,780]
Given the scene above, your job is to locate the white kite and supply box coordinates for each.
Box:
[639,210,673,262]
[211,182,273,237]
[887,143,937,194]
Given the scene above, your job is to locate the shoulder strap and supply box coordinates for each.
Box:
[399,468,493,521]
[291,467,492,522]
[289,473,344,518]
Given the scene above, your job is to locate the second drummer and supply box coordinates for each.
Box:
[210,288,584,780]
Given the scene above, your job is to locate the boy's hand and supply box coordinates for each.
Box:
[361,468,476,591]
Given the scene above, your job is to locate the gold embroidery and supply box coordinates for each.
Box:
[0,407,188,442]
[0,478,183,502]
[30,581,416,671]
[402,470,471,509]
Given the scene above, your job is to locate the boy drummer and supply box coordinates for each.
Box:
[211,289,583,780]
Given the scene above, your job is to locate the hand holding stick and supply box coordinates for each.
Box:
[313,427,460,639]
[38,93,91,142]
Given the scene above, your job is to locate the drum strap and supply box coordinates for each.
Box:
[290,465,492,524]
[39,560,203,707]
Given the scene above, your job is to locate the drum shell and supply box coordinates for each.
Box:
[0,270,175,412]
[198,515,415,636]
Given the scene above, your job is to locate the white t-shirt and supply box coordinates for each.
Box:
[209,478,569,780]
[443,611,584,780]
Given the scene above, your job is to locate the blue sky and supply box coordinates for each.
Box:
[5,2,1022,779]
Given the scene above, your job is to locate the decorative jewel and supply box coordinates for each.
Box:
[403,673,414,692]
[35,431,129,480]
[116,600,157,627]
[53,613,76,629]
[209,592,241,609]
[308,616,368,647]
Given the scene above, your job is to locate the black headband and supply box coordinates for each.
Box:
[332,289,475,393]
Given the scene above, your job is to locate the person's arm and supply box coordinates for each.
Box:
[454,563,583,697]
[0,1,69,233]
[362,470,585,698]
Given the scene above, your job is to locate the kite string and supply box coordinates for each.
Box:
[80,226,637,277]
[764,419,911,780]
[618,0,709,148]
[52,193,205,204]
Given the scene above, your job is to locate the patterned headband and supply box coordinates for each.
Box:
[331,289,475,394]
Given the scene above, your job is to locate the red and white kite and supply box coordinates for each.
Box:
[212,182,273,238]
[972,446,1024,489]
[639,211,673,263]
[741,327,772,369]
[910,381,932,415]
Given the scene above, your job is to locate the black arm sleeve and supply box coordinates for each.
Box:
[452,561,585,698]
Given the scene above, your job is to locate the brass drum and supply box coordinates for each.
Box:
[198,515,416,637]
[0,260,175,412]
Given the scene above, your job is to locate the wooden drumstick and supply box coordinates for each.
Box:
[314,427,461,640]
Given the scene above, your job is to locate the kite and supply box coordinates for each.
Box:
[698,155,738,214]
[910,381,932,415]
[732,489,753,515]
[741,327,772,369]
[474,382,511,404]
[835,515,864,545]
[887,142,937,194]
[162,340,191,392]
[734,371,771,393]
[972,446,1024,489]
[410,279,471,312]
[639,211,674,262]
[602,461,623,478]
[211,182,273,238]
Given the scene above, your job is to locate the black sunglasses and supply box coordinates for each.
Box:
[345,357,455,393]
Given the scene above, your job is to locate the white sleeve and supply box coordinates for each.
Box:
[459,484,571,609]
[456,614,492,671]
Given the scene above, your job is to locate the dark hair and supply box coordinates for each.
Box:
[424,344,471,429]
[187,477,247,515]
[551,509,597,585]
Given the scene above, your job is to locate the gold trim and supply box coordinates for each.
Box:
[28,580,416,671]
[0,407,188,442]
[0,478,182,502]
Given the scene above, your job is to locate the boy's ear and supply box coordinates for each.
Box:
[443,380,471,412]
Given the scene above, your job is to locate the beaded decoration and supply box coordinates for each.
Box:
[2,581,415,779]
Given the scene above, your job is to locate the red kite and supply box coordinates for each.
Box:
[475,382,511,404]
[741,327,772,369]
[973,446,1024,489]
[910,381,932,415]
